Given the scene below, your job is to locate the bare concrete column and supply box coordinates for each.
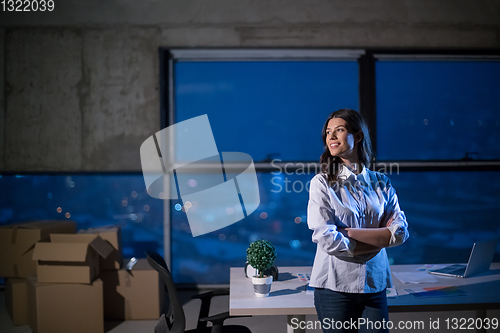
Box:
[4,29,83,171]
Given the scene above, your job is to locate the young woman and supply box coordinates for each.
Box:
[307,109,409,333]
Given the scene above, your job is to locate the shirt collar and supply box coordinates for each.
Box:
[338,163,367,182]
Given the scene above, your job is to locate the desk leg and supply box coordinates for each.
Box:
[287,315,306,333]
[476,309,486,333]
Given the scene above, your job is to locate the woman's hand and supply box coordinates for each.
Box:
[386,214,395,228]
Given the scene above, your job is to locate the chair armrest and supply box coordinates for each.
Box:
[199,311,251,326]
[199,311,230,325]
[193,289,230,331]
[191,289,229,300]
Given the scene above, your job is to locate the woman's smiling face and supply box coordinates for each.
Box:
[325,117,359,159]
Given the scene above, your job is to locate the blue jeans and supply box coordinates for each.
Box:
[314,288,389,333]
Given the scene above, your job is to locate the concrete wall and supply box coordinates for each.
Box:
[0,0,499,171]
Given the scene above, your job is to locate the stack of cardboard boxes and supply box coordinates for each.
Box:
[1,221,163,333]
[83,227,164,322]
[0,220,78,328]
[29,231,114,333]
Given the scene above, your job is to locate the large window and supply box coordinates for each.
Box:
[164,50,500,284]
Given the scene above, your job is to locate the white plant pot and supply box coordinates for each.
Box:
[251,275,273,297]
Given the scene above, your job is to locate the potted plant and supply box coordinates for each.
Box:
[246,239,277,297]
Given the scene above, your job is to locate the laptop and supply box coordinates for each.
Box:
[429,238,499,278]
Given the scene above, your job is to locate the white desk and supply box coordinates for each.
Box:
[230,264,500,333]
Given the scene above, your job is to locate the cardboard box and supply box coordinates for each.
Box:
[32,233,113,284]
[5,278,29,326]
[0,220,77,278]
[100,258,163,320]
[78,226,123,270]
[28,277,104,333]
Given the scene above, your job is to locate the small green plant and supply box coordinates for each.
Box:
[246,240,277,278]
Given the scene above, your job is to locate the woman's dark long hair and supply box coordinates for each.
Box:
[320,109,374,185]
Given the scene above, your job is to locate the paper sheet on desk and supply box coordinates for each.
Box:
[393,271,439,284]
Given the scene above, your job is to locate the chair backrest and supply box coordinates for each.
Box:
[146,251,186,333]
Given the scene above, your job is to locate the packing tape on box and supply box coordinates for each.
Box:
[125,300,132,320]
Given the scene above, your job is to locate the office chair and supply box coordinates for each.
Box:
[145,251,252,333]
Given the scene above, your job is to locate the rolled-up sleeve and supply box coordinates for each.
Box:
[384,178,409,248]
[307,175,356,257]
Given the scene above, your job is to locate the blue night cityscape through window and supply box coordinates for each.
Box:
[2,59,500,285]
[0,174,164,260]
[171,170,500,284]
[2,170,500,284]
